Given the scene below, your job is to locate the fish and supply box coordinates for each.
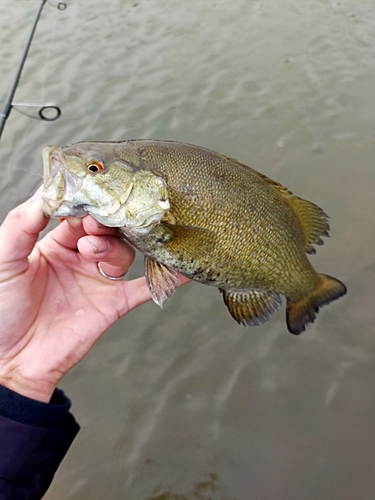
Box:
[42,140,346,335]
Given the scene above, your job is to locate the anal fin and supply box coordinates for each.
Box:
[220,288,282,327]
[145,256,180,308]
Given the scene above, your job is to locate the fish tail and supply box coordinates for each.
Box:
[286,274,346,335]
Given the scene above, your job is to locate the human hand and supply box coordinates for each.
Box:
[0,190,188,403]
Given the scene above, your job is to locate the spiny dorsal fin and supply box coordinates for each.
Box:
[225,154,294,196]
[257,172,330,254]
[219,288,282,327]
[256,171,293,195]
[145,256,179,308]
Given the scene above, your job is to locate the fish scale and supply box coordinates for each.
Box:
[132,142,308,292]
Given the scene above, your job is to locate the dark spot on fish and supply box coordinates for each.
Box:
[181,182,194,194]
[194,266,204,275]
[253,226,260,235]
[155,232,172,244]
[213,171,227,182]
[138,147,145,156]
[249,203,255,212]
[181,182,199,202]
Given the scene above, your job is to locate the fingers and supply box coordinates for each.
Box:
[47,213,134,279]
[46,215,117,251]
[79,216,135,278]
[177,274,191,286]
[47,217,88,250]
[122,277,152,311]
[82,215,118,237]
[76,215,191,311]
[78,234,135,278]
[0,190,49,275]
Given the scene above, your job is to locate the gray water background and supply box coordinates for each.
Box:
[1,0,375,498]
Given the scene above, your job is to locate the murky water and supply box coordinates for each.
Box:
[1,0,375,498]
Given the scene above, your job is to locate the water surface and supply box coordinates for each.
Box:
[1,1,375,499]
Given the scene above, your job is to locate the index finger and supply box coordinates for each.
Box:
[82,215,118,236]
[46,213,118,251]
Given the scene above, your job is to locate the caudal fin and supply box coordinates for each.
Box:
[286,274,346,335]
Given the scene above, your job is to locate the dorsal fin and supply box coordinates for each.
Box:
[285,196,330,254]
[256,172,330,254]
[224,156,330,254]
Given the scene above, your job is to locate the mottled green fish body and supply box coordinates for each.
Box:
[42,140,346,334]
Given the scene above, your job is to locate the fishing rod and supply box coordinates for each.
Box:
[0,0,67,141]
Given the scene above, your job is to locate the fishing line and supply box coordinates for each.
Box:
[0,0,67,142]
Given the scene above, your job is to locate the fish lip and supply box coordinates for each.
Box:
[43,198,62,217]
[42,146,82,217]
[43,146,60,189]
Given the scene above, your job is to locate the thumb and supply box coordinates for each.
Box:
[0,187,49,279]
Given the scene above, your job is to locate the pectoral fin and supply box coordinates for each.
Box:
[145,256,180,308]
[220,288,282,327]
[159,222,215,243]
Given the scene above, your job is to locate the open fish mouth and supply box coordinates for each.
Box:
[42,146,84,217]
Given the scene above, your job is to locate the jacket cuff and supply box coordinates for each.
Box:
[0,385,73,427]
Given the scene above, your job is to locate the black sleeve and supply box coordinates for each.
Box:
[0,385,80,500]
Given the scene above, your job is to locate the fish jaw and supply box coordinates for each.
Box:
[42,146,64,214]
[42,146,87,218]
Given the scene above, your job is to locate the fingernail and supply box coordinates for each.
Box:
[66,217,82,228]
[86,236,110,254]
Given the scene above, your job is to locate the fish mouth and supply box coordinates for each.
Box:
[42,146,84,217]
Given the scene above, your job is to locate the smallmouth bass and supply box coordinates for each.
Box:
[42,140,346,334]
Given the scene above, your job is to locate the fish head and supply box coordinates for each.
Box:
[42,142,170,230]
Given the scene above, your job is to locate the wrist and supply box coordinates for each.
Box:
[0,372,56,403]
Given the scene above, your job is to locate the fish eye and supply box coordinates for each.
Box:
[86,160,104,173]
